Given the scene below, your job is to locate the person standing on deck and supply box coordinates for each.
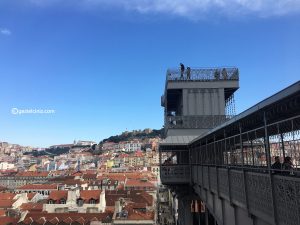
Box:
[180,63,185,79]
[186,67,191,80]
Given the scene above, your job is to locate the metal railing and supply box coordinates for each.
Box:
[191,115,300,174]
[160,165,190,184]
[166,67,239,81]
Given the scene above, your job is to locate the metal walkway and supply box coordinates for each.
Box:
[160,81,300,225]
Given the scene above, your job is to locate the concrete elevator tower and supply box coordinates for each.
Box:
[161,67,239,138]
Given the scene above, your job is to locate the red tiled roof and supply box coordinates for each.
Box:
[22,217,33,225]
[16,171,49,177]
[125,179,155,188]
[128,202,147,209]
[85,170,98,174]
[18,184,57,190]
[63,217,73,223]
[75,217,85,225]
[19,212,113,225]
[0,209,6,217]
[36,217,46,224]
[49,217,59,224]
[0,193,15,200]
[27,193,36,200]
[0,216,18,225]
[116,206,154,221]
[80,190,101,202]
[105,190,153,207]
[127,210,154,220]
[48,190,68,201]
[58,179,85,186]
[82,173,97,180]
[20,203,43,212]
[116,184,125,190]
[0,200,14,209]
[72,171,83,176]
[90,217,99,222]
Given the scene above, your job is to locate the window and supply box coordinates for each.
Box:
[89,199,96,204]
[77,198,84,206]
[60,199,66,204]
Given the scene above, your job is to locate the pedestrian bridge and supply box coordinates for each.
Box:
[160,81,300,225]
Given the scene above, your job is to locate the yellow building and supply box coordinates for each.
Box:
[106,160,114,168]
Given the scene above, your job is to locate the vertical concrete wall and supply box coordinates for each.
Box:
[182,89,226,116]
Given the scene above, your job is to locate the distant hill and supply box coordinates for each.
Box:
[23,146,70,157]
[23,145,91,157]
[100,128,164,144]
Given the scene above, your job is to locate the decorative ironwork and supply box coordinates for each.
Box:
[209,167,217,193]
[246,172,273,218]
[230,170,246,205]
[218,168,230,198]
[273,176,300,225]
[225,93,236,118]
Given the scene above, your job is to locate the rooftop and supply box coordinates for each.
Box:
[18,184,58,190]
[48,190,68,201]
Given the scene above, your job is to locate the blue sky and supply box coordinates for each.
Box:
[0,0,300,147]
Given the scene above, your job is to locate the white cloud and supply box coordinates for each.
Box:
[0,28,11,35]
[28,0,300,18]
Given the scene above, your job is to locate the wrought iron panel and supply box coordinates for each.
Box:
[218,168,230,198]
[209,167,218,193]
[273,176,300,225]
[246,172,273,218]
[230,170,246,206]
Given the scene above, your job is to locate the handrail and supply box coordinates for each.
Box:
[166,67,239,81]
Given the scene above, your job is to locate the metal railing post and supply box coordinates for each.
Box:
[239,122,249,214]
[264,111,278,225]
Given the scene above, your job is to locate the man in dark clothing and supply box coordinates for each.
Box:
[180,63,185,78]
[271,156,281,171]
[282,156,293,170]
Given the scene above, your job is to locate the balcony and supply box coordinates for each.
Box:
[165,115,228,129]
[160,165,190,185]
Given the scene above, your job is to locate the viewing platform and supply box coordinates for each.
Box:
[166,67,239,82]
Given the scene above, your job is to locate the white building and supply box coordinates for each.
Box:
[44,189,106,213]
[0,162,15,170]
[115,141,141,152]
[76,140,97,146]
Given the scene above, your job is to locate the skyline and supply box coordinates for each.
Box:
[1,1,300,147]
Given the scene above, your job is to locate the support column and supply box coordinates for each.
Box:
[178,197,193,225]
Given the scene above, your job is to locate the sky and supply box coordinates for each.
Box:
[0,0,300,147]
